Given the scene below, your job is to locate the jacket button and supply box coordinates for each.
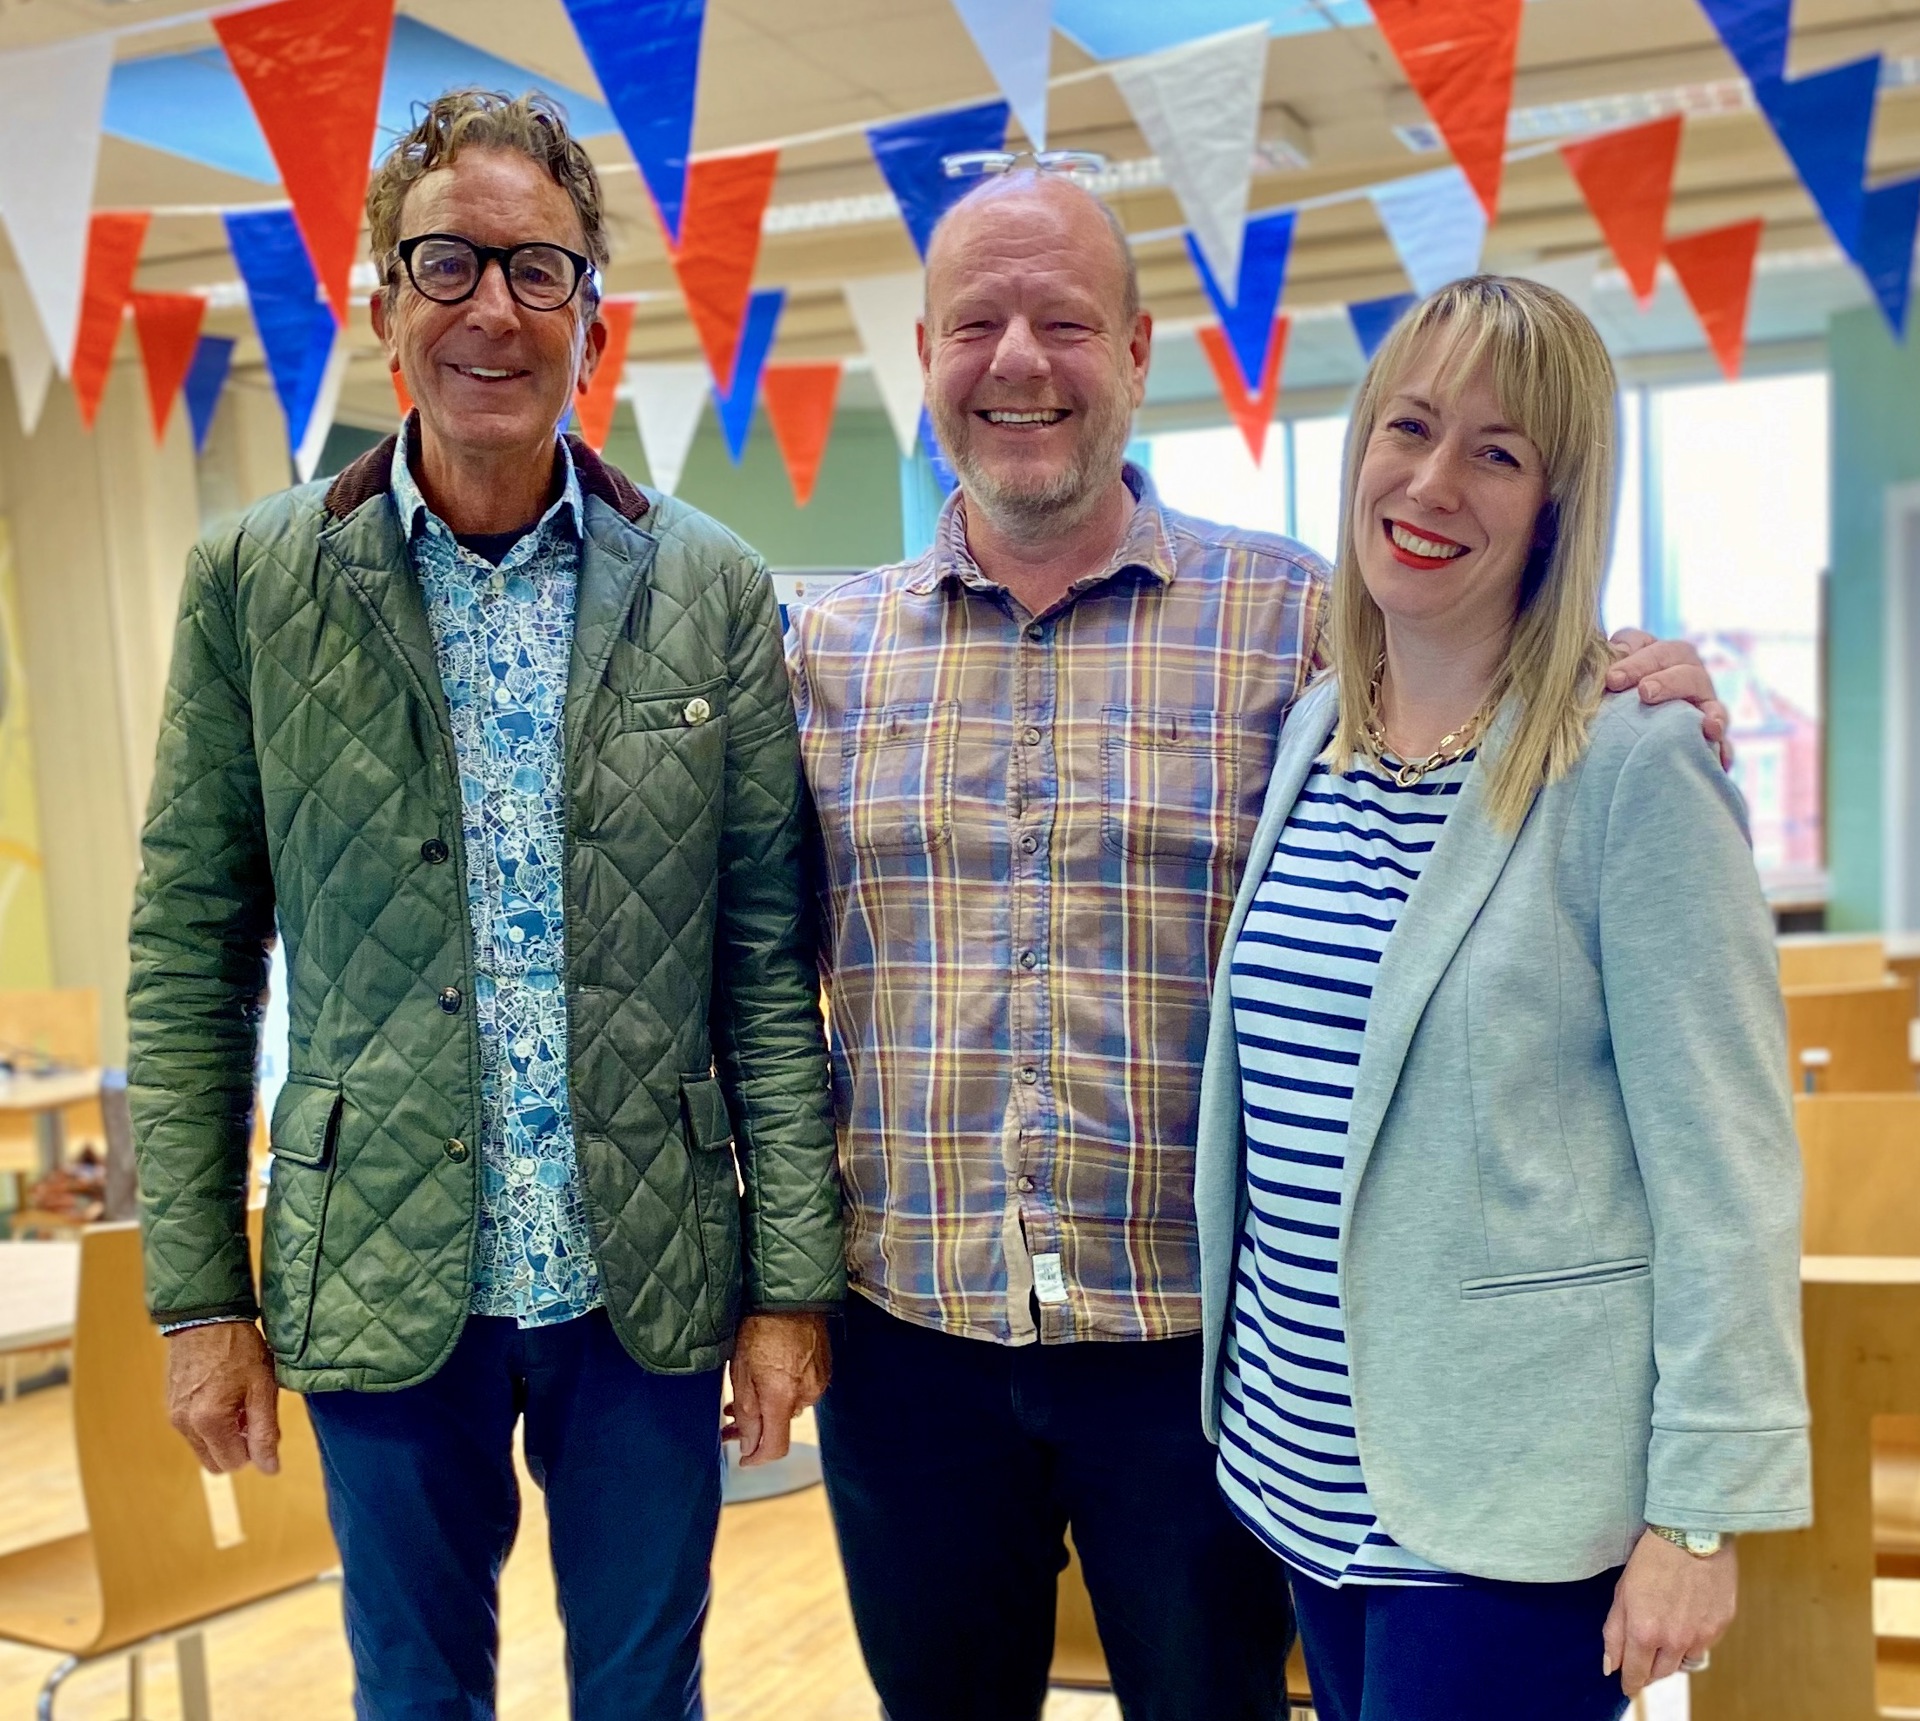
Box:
[683,695,712,726]
[438,986,463,1014]
[421,837,449,864]
[444,1138,469,1163]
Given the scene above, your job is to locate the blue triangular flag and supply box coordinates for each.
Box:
[1186,208,1294,391]
[1857,175,1920,338]
[1753,58,1878,259]
[917,404,959,495]
[223,209,337,450]
[1347,293,1417,360]
[867,100,1010,259]
[714,288,783,463]
[183,334,235,454]
[560,0,706,244]
[1695,0,1791,85]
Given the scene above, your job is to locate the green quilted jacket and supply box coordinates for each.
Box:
[128,432,842,1391]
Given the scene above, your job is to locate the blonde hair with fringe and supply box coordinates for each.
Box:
[1324,275,1619,828]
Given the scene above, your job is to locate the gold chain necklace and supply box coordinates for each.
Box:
[1360,659,1495,788]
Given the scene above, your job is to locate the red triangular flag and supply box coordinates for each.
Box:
[1368,0,1524,220]
[762,362,842,507]
[129,292,207,441]
[1560,116,1683,306]
[574,300,637,451]
[1665,219,1762,381]
[390,364,414,419]
[1198,317,1288,464]
[71,212,151,430]
[668,150,780,391]
[214,0,395,324]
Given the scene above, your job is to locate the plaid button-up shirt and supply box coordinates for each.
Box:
[788,465,1327,1345]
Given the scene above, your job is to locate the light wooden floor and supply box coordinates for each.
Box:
[0,1384,1120,1721]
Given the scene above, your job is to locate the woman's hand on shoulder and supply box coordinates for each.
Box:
[1602,1528,1738,1696]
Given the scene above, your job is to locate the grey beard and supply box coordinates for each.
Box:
[935,392,1136,544]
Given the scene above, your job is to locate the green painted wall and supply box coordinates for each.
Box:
[1827,308,1920,928]
[602,405,903,571]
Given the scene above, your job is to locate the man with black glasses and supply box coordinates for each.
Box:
[128,90,841,1719]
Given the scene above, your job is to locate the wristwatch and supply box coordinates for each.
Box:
[1648,1524,1725,1558]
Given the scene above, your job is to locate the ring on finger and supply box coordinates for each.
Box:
[1679,1652,1711,1674]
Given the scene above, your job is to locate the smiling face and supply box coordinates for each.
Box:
[1353,333,1552,647]
[370,146,604,467]
[920,177,1150,537]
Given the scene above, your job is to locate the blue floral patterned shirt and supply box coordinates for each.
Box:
[393,435,602,1326]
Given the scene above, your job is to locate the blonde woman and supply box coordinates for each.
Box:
[1193,276,1810,1719]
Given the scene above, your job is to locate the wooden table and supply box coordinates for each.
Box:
[0,1238,77,1399]
[0,1068,100,1177]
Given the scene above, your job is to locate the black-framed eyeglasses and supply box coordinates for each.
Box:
[941,149,1108,180]
[392,233,597,312]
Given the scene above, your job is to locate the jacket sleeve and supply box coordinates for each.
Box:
[711,560,844,1312]
[127,534,275,1326]
[1597,706,1811,1533]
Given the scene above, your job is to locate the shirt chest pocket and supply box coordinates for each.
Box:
[1101,707,1239,861]
[840,701,959,854]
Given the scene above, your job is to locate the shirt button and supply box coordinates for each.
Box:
[438,986,463,1014]
[1017,1174,1036,1193]
[1019,834,1039,854]
[1019,1066,1038,1085]
[421,837,449,864]
[444,1138,469,1163]
[1019,950,1038,970]
[1023,726,1043,746]
[1024,623,1045,643]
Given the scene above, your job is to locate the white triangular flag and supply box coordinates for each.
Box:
[1509,250,1601,318]
[0,34,114,376]
[843,271,925,459]
[1371,167,1488,299]
[1110,24,1269,301]
[950,0,1054,150]
[0,266,54,436]
[294,333,349,483]
[625,362,709,496]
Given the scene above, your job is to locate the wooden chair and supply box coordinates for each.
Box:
[1785,979,1916,1093]
[1778,935,1887,990]
[1689,1260,1920,1719]
[1798,1095,1920,1254]
[0,1221,338,1720]
[1051,1532,1314,1710]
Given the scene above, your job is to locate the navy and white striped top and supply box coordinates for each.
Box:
[1216,748,1473,1587]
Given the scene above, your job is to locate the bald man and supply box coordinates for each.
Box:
[786,171,1725,1721]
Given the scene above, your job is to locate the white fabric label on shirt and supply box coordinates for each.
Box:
[1032,1252,1069,1306]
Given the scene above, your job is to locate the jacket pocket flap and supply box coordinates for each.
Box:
[1460,1257,1650,1299]
[271,1076,343,1169]
[680,1074,734,1153]
[622,679,728,734]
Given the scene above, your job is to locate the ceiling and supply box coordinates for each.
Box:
[0,0,1914,432]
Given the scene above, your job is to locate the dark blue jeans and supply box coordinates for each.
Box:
[305,1310,723,1721]
[1288,1561,1631,1721]
[816,1292,1294,1721]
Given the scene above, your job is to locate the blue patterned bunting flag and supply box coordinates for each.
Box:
[714,288,784,462]
[867,101,1011,259]
[183,333,235,454]
[1751,57,1879,258]
[1186,207,1295,390]
[223,208,336,450]
[1347,293,1418,360]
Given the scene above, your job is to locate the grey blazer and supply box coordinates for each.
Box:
[1196,679,1811,1583]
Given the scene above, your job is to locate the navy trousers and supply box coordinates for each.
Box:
[304,1310,723,1721]
[816,1292,1294,1721]
[1288,1562,1631,1721]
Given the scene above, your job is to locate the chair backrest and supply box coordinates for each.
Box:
[1785,979,1916,1094]
[69,1222,336,1654]
[1779,937,1887,990]
[1799,1095,1920,1254]
[0,989,98,1069]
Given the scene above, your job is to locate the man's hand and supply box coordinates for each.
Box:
[723,1311,830,1467]
[1606,629,1733,767]
[166,1320,281,1475]
[1602,1529,1737,1696]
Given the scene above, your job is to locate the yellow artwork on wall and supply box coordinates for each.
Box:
[0,522,53,989]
